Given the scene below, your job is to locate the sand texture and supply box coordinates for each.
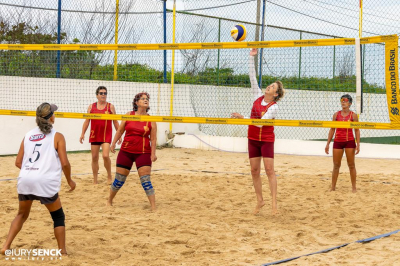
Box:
[0,148,399,265]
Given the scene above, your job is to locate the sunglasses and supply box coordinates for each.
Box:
[98,92,107,95]
[340,98,350,103]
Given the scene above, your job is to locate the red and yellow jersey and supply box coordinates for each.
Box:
[89,102,113,143]
[121,111,152,154]
[247,96,276,142]
[334,111,355,142]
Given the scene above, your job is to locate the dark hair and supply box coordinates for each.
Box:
[36,103,53,134]
[96,86,107,95]
[133,92,150,112]
[341,94,353,103]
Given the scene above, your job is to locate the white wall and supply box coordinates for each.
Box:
[0,76,200,155]
[0,115,179,155]
[1,76,399,156]
[173,134,400,159]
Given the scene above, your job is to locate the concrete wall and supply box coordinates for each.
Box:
[1,76,399,156]
[173,134,400,159]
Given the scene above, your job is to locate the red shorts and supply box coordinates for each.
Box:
[116,150,152,170]
[333,140,356,149]
[248,139,274,158]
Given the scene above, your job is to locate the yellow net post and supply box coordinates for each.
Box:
[169,0,176,132]
[113,0,120,81]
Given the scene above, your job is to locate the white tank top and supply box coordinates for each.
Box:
[17,127,62,197]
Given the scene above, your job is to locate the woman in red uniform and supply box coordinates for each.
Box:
[231,48,284,215]
[80,86,121,185]
[107,92,157,211]
[325,94,360,193]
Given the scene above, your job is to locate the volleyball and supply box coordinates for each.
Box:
[230,24,247,42]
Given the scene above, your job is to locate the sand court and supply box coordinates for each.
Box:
[0,148,399,265]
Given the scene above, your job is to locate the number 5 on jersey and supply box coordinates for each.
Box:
[29,144,42,163]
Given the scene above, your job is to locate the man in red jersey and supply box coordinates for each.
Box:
[231,48,284,215]
[80,86,121,185]
[325,94,360,193]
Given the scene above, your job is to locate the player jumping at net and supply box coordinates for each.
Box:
[1,103,76,256]
[107,92,157,211]
[231,48,285,215]
[79,86,121,185]
[325,94,360,193]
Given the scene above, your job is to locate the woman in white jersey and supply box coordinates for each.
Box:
[231,48,284,215]
[1,103,76,256]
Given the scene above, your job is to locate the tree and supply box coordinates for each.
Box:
[337,51,355,83]
[179,19,214,75]
[0,20,101,79]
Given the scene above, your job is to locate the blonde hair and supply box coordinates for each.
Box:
[36,103,53,134]
[274,80,285,102]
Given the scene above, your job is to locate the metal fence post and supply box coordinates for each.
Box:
[56,0,61,78]
[163,0,167,83]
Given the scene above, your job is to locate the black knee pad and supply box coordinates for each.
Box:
[50,207,65,228]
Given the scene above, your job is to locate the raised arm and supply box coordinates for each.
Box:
[231,49,264,119]
[249,48,263,100]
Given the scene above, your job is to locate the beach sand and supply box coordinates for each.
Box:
[0,148,399,265]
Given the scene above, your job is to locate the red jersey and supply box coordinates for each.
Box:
[89,102,113,143]
[334,111,355,142]
[247,96,277,142]
[121,111,152,154]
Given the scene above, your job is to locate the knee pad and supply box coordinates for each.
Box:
[50,207,65,228]
[140,175,155,196]
[111,173,127,191]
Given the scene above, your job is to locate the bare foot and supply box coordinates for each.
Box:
[106,200,113,206]
[93,180,98,185]
[151,206,157,212]
[1,248,7,255]
[107,177,112,185]
[253,201,265,215]
[352,188,357,193]
[330,187,336,192]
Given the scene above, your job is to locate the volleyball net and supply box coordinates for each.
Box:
[1,35,400,141]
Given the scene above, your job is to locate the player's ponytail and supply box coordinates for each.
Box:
[36,103,53,134]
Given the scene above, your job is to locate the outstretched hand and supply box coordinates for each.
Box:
[231,112,244,119]
[250,48,258,56]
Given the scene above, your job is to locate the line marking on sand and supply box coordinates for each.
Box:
[262,229,400,265]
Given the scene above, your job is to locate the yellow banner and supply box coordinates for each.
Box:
[1,35,396,51]
[0,109,399,129]
[385,38,400,123]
